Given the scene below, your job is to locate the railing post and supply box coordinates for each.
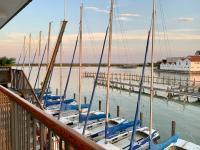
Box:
[40,123,44,149]
[33,119,37,150]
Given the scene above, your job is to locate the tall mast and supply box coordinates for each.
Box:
[105,0,114,142]
[28,34,31,74]
[64,0,67,21]
[22,36,26,71]
[150,0,156,140]
[78,3,83,122]
[60,22,63,97]
[38,31,42,89]
[47,22,52,70]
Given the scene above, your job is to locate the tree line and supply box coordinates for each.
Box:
[0,57,15,66]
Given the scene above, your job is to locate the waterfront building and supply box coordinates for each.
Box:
[160,51,200,73]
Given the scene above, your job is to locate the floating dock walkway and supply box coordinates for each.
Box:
[83,72,200,103]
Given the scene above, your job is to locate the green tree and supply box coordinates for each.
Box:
[0,57,16,66]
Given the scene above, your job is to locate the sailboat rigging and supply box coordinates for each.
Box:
[78,3,83,124]
[105,0,114,143]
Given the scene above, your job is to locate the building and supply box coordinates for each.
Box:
[160,52,200,72]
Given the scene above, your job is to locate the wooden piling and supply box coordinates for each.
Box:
[171,121,176,136]
[84,96,87,104]
[117,105,120,117]
[99,100,101,111]
[140,112,143,127]
[56,88,58,96]
[73,93,76,100]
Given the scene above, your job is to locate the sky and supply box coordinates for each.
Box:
[0,0,200,64]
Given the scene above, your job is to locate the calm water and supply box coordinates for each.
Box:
[23,66,200,145]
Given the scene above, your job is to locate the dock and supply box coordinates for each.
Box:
[83,72,200,102]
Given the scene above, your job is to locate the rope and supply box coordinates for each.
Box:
[57,31,80,119]
[130,26,151,149]
[34,43,47,90]
[82,26,109,135]
[28,48,38,80]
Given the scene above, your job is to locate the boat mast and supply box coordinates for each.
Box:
[28,34,31,74]
[78,3,83,123]
[60,22,63,98]
[105,0,114,143]
[47,22,52,70]
[64,0,67,21]
[150,0,156,140]
[22,36,26,71]
[38,31,42,89]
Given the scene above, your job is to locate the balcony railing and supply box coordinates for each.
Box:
[0,85,104,150]
[10,69,43,109]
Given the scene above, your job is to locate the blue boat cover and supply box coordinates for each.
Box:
[80,113,110,122]
[130,130,159,150]
[107,120,140,138]
[45,98,74,107]
[43,95,64,100]
[150,134,179,150]
[60,103,90,111]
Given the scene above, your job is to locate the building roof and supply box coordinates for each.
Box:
[186,56,200,62]
[166,57,184,63]
[0,0,32,29]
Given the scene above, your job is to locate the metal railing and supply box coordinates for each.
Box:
[0,85,104,150]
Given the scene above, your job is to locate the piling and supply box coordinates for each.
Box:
[117,105,120,117]
[99,100,101,111]
[140,112,143,127]
[56,88,58,96]
[84,96,87,104]
[73,93,76,100]
[193,78,196,86]
[171,120,176,136]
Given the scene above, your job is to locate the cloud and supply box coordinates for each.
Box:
[115,17,130,21]
[115,12,140,21]
[120,13,140,17]
[85,6,109,14]
[177,17,194,23]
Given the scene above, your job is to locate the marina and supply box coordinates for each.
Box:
[24,66,200,145]
[0,0,200,150]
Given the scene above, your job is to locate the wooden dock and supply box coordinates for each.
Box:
[83,72,200,103]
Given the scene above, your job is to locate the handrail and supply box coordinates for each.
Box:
[10,69,43,109]
[0,85,104,150]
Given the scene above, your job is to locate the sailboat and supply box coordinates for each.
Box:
[58,3,107,126]
[70,1,140,141]
[97,0,161,149]
[68,0,141,145]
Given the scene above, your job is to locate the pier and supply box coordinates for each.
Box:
[83,72,200,102]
